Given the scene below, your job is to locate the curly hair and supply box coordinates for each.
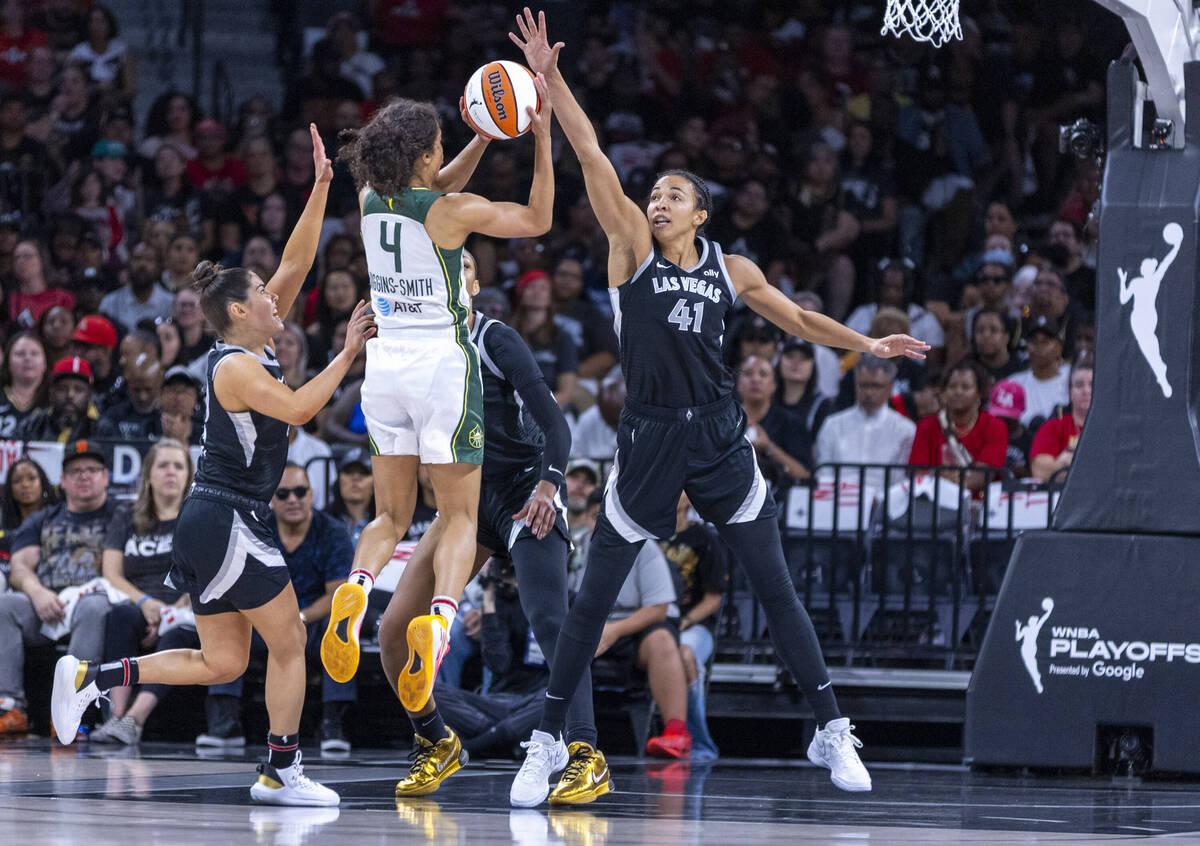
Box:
[337,99,440,197]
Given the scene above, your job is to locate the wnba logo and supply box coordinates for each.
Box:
[487,70,508,120]
[375,296,392,317]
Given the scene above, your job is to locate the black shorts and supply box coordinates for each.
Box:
[603,396,775,541]
[596,618,681,688]
[476,465,570,554]
[167,486,291,616]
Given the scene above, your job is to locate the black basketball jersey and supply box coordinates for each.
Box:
[611,236,738,408]
[193,343,290,503]
[471,312,562,482]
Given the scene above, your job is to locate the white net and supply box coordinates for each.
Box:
[881,0,963,48]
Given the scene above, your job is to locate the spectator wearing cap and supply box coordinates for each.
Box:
[776,337,833,440]
[68,4,134,99]
[325,447,373,546]
[1030,356,1093,482]
[738,355,812,488]
[564,458,599,516]
[909,359,1008,493]
[815,356,916,491]
[570,372,623,463]
[159,365,202,445]
[550,256,619,391]
[95,353,163,441]
[510,269,578,408]
[90,139,136,222]
[185,119,245,198]
[988,379,1032,478]
[0,438,119,736]
[846,259,945,364]
[16,355,95,441]
[0,331,48,435]
[9,238,74,328]
[969,308,1021,383]
[1009,316,1069,429]
[99,242,174,329]
[70,312,117,398]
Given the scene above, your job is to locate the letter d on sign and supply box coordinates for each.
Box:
[112,444,142,486]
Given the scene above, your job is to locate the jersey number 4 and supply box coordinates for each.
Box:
[668,298,705,333]
[380,220,403,273]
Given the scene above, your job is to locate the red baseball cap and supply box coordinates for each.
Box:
[71,314,117,348]
[988,379,1026,421]
[515,269,550,298]
[52,355,94,385]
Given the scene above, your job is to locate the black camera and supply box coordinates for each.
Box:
[1059,118,1103,159]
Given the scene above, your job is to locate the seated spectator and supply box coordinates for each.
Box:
[9,239,74,329]
[0,94,57,214]
[564,459,599,513]
[511,270,578,407]
[68,5,134,100]
[161,232,200,292]
[322,378,368,448]
[286,424,332,510]
[964,256,1015,344]
[406,465,438,541]
[143,141,201,232]
[727,312,781,370]
[37,303,74,365]
[550,255,618,389]
[95,353,163,441]
[738,354,811,486]
[16,355,95,442]
[186,119,245,199]
[90,439,192,744]
[0,331,48,436]
[159,365,202,445]
[1028,266,1088,359]
[0,456,57,578]
[305,268,361,365]
[908,359,1008,493]
[0,1,47,87]
[273,321,311,388]
[216,135,278,253]
[153,317,181,370]
[988,379,1032,479]
[706,178,788,286]
[173,288,214,368]
[791,290,843,399]
[198,463,356,752]
[70,165,126,259]
[969,308,1021,383]
[281,37,364,135]
[845,259,945,364]
[814,356,917,490]
[0,440,119,735]
[660,492,729,761]
[570,372,622,462]
[70,314,118,406]
[835,307,929,416]
[327,11,385,99]
[1009,316,1069,429]
[99,242,174,329]
[324,447,373,546]
[1048,218,1096,313]
[138,91,198,161]
[1030,357,1093,482]
[775,338,833,438]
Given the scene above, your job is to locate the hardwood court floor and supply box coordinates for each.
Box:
[2,738,1199,844]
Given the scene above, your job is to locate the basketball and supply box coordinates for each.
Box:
[463,60,540,140]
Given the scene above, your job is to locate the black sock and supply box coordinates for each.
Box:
[92,658,138,691]
[410,708,449,743]
[267,732,299,769]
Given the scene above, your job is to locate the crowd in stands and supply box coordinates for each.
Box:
[0,0,1115,755]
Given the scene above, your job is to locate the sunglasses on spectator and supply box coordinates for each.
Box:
[274,485,309,500]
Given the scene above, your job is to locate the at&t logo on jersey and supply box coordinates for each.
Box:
[374,295,422,316]
[375,295,392,317]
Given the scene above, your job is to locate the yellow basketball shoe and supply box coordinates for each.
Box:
[394,729,469,797]
[321,582,368,683]
[549,809,610,845]
[394,797,457,841]
[548,742,613,806]
[397,614,450,712]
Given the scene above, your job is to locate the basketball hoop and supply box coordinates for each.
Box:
[881,0,962,48]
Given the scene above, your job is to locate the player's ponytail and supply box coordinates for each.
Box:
[192,260,255,336]
[338,99,440,197]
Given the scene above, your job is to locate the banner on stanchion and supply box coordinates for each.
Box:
[0,439,203,488]
[786,479,878,532]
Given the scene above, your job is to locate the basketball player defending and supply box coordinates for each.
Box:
[320,91,556,717]
[386,251,609,803]
[51,127,376,806]
[508,10,929,806]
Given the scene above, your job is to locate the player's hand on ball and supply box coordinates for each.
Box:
[509,7,563,76]
[310,123,332,185]
[344,300,377,355]
[526,74,552,138]
[870,334,930,360]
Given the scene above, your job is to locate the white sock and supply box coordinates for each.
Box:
[348,569,374,593]
[430,595,458,628]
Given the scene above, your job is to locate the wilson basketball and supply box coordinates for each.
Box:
[463,60,540,140]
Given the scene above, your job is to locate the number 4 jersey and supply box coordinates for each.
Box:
[610,236,739,408]
[360,187,470,341]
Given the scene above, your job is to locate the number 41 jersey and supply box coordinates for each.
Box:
[610,236,739,408]
[360,187,469,341]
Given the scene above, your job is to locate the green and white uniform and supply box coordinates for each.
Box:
[359,187,484,464]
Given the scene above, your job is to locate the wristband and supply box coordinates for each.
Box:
[137,595,149,608]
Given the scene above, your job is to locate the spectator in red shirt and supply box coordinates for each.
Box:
[8,239,74,328]
[0,0,47,87]
[1030,357,1093,482]
[909,359,1007,492]
[186,119,245,199]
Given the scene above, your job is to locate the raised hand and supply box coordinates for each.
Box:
[509,7,563,77]
[870,334,931,360]
[310,123,333,184]
[526,74,553,138]
[343,300,377,355]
